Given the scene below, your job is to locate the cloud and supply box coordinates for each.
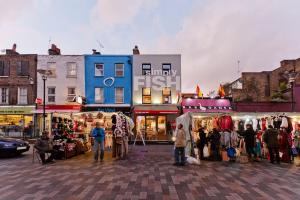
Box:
[0,0,34,23]
[90,0,158,29]
[152,0,300,93]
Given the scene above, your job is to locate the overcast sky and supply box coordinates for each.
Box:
[1,0,300,94]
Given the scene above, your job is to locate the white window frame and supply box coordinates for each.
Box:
[95,87,104,103]
[47,62,56,78]
[95,63,104,77]
[47,87,56,103]
[66,62,77,78]
[0,88,9,104]
[18,87,28,105]
[66,87,76,102]
[115,63,124,77]
[115,87,124,104]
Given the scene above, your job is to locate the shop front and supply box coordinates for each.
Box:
[133,105,179,142]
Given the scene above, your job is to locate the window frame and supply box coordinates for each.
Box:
[66,62,77,78]
[0,61,10,77]
[46,62,56,78]
[162,87,171,104]
[0,87,9,104]
[115,63,124,77]
[17,61,29,77]
[162,63,171,76]
[95,63,104,77]
[18,87,28,105]
[95,87,104,103]
[47,87,56,103]
[115,87,124,104]
[142,87,151,104]
[142,63,151,75]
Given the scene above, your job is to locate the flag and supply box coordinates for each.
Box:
[218,84,225,98]
[196,85,203,97]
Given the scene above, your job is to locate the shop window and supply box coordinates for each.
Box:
[48,87,56,103]
[95,87,104,103]
[95,63,104,76]
[0,61,10,76]
[18,87,28,104]
[115,87,124,104]
[0,88,9,104]
[142,63,151,75]
[67,87,76,102]
[142,87,151,104]
[162,63,171,76]
[66,62,77,78]
[17,61,29,76]
[162,87,171,104]
[115,63,124,77]
[47,62,56,78]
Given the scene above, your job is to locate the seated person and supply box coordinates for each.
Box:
[34,131,56,164]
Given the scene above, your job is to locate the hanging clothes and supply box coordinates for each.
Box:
[252,118,258,131]
[280,117,289,128]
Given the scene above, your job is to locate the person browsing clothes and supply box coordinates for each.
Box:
[92,122,106,162]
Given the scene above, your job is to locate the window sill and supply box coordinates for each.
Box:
[17,76,30,78]
[0,76,9,78]
[66,75,77,78]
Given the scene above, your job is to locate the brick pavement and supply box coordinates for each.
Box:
[0,145,300,200]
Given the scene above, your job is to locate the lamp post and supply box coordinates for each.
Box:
[284,67,298,112]
[42,75,47,131]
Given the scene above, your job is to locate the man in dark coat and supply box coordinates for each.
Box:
[209,128,221,161]
[263,125,280,164]
[197,127,207,160]
[240,124,257,161]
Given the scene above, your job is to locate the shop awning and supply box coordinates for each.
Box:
[182,98,233,113]
[32,105,82,113]
[133,105,179,114]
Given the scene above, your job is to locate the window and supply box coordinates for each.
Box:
[115,87,124,103]
[142,87,151,104]
[95,88,104,103]
[0,61,9,76]
[66,87,76,102]
[18,88,28,104]
[115,63,124,77]
[66,62,77,77]
[47,62,56,77]
[0,88,9,104]
[48,87,56,103]
[162,87,171,104]
[95,64,104,76]
[142,64,151,75]
[17,61,29,76]
[162,63,171,75]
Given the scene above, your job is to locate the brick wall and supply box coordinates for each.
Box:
[0,54,37,105]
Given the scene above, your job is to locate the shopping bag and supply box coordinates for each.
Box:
[203,145,209,158]
[222,150,229,161]
[186,156,201,165]
[292,147,298,156]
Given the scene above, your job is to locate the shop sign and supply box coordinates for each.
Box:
[0,106,34,115]
[97,108,116,112]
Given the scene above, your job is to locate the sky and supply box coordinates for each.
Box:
[1,0,300,94]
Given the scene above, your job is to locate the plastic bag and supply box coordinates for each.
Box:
[203,145,209,158]
[186,156,201,165]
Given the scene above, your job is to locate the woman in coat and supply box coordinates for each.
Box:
[279,128,292,163]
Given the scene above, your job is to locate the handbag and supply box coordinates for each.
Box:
[291,147,298,156]
[203,145,209,158]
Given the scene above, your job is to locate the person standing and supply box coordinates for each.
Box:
[174,124,186,166]
[263,125,280,164]
[294,124,300,157]
[198,127,207,160]
[209,128,221,161]
[92,122,105,162]
[240,124,257,161]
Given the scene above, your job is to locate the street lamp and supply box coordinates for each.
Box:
[42,75,47,131]
[284,68,299,112]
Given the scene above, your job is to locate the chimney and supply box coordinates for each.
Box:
[6,43,19,55]
[133,45,140,55]
[92,49,101,55]
[48,44,61,55]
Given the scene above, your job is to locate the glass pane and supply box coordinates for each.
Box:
[142,96,151,104]
[142,88,151,95]
[48,88,55,94]
[162,64,171,70]
[146,116,157,140]
[95,64,104,76]
[142,64,151,69]
[162,87,171,95]
[157,116,167,140]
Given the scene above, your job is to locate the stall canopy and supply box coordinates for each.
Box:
[133,105,179,114]
[182,98,233,113]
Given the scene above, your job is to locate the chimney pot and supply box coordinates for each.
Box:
[133,45,140,55]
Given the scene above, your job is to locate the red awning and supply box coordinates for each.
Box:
[33,105,82,113]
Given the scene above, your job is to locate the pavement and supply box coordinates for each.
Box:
[0,145,300,200]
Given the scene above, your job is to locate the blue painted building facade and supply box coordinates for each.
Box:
[84,55,132,113]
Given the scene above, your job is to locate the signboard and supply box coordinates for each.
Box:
[0,106,35,115]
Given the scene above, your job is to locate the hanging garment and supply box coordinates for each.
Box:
[238,120,245,132]
[230,131,239,147]
[234,120,239,131]
[252,118,258,131]
[280,117,289,128]
[224,116,233,131]
[212,117,219,129]
[244,118,253,130]
[223,131,231,147]
[261,118,267,131]
[257,119,261,131]
[279,130,291,163]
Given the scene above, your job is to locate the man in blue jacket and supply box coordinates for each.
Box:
[92,122,105,162]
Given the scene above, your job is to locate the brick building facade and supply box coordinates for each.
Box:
[227,58,300,102]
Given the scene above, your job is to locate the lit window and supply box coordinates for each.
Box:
[48,87,56,103]
[115,63,124,77]
[18,87,28,104]
[67,62,77,77]
[115,87,124,103]
[95,88,104,103]
[0,88,9,104]
[95,64,104,76]
[142,64,151,75]
[162,87,171,104]
[142,87,151,104]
